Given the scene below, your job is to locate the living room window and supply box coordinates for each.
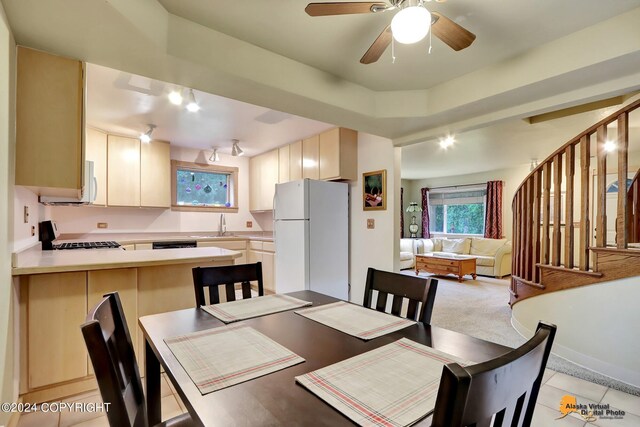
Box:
[429,187,486,235]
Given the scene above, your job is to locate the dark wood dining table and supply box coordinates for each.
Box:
[139,290,511,427]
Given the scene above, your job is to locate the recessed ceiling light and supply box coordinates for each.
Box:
[439,135,455,149]
[603,139,617,152]
[168,89,183,105]
[186,89,200,112]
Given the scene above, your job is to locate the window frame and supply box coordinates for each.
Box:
[429,186,487,236]
[171,160,239,213]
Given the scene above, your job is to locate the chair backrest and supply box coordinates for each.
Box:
[81,292,146,427]
[363,267,438,324]
[192,262,264,306]
[431,322,557,427]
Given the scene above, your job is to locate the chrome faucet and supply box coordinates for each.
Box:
[218,213,227,236]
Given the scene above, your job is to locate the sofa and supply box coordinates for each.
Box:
[399,237,512,278]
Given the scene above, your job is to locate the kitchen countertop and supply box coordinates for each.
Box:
[12,246,242,275]
[56,232,274,244]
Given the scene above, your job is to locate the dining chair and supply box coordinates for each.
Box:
[81,292,193,427]
[192,262,264,306]
[363,267,438,324]
[431,321,557,427]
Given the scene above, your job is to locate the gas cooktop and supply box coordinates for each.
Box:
[53,241,121,250]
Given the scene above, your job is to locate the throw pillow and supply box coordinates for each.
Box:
[470,238,507,256]
[442,238,471,254]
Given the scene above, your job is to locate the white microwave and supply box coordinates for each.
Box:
[39,160,97,205]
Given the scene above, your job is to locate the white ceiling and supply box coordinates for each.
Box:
[157,0,640,91]
[86,64,334,156]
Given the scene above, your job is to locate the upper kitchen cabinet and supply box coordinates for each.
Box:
[16,47,84,197]
[302,135,319,180]
[278,145,290,183]
[249,148,279,211]
[140,140,171,208]
[319,128,358,181]
[107,135,140,207]
[108,136,171,208]
[289,140,303,181]
[85,128,107,205]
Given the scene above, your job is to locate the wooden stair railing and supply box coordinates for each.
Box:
[510,98,640,306]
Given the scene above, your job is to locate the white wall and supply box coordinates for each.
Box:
[0,2,17,421]
[49,146,263,234]
[349,132,400,304]
[404,164,531,241]
[13,186,42,251]
[512,276,640,388]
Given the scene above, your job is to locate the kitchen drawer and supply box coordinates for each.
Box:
[198,240,247,250]
[249,241,263,251]
[262,242,275,252]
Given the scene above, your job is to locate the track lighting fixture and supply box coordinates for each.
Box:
[209,147,220,162]
[139,124,156,143]
[168,88,183,105]
[186,89,200,112]
[231,139,244,156]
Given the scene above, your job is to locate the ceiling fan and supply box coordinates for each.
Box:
[305,0,476,64]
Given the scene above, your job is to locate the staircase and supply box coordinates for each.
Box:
[510,97,640,306]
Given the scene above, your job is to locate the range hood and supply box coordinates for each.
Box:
[40,161,98,206]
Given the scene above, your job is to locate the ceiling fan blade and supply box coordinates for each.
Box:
[305,2,388,16]
[431,12,476,51]
[360,25,392,64]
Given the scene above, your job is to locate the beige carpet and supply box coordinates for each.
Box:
[401,270,640,396]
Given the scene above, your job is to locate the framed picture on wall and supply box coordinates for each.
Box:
[363,169,387,211]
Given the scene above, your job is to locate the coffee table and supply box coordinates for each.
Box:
[415,253,477,282]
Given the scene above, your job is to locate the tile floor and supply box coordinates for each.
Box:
[15,369,640,426]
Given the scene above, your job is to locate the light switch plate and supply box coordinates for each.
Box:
[246,221,253,228]
[97,222,108,229]
[23,206,29,223]
[367,219,375,229]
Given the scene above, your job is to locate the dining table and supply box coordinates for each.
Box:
[139,290,511,427]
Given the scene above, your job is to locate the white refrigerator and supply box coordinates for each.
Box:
[274,179,349,300]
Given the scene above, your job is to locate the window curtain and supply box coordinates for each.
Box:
[484,180,503,239]
[400,187,405,238]
[421,187,431,238]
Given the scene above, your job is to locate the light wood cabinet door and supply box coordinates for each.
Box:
[302,135,320,180]
[319,128,358,181]
[262,251,275,293]
[141,140,171,208]
[87,268,138,374]
[27,272,87,388]
[108,135,140,207]
[16,47,84,195]
[248,249,263,265]
[279,145,290,183]
[249,155,261,211]
[289,140,303,181]
[261,149,279,210]
[85,128,107,205]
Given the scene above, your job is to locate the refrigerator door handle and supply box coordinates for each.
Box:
[272,192,277,242]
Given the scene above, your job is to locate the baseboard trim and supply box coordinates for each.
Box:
[511,316,640,389]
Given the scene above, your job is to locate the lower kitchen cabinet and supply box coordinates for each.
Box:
[197,240,247,264]
[247,240,276,293]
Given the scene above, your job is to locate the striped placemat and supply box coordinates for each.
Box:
[295,301,414,340]
[295,338,471,427]
[165,325,304,394]
[202,294,313,323]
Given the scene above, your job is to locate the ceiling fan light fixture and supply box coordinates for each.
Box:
[231,139,244,157]
[186,89,201,112]
[391,5,431,44]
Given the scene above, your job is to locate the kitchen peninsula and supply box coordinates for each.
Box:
[12,240,247,403]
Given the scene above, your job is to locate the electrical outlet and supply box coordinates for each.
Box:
[23,206,29,223]
[31,225,35,236]
[97,222,108,229]
[246,221,253,228]
[367,219,375,229]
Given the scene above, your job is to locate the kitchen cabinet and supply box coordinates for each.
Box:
[289,140,303,181]
[197,240,247,264]
[107,135,140,207]
[278,145,290,183]
[85,128,107,205]
[15,47,84,197]
[302,135,320,180]
[249,149,279,211]
[26,272,87,389]
[247,240,276,293]
[141,140,171,208]
[107,136,170,208]
[319,128,358,181]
